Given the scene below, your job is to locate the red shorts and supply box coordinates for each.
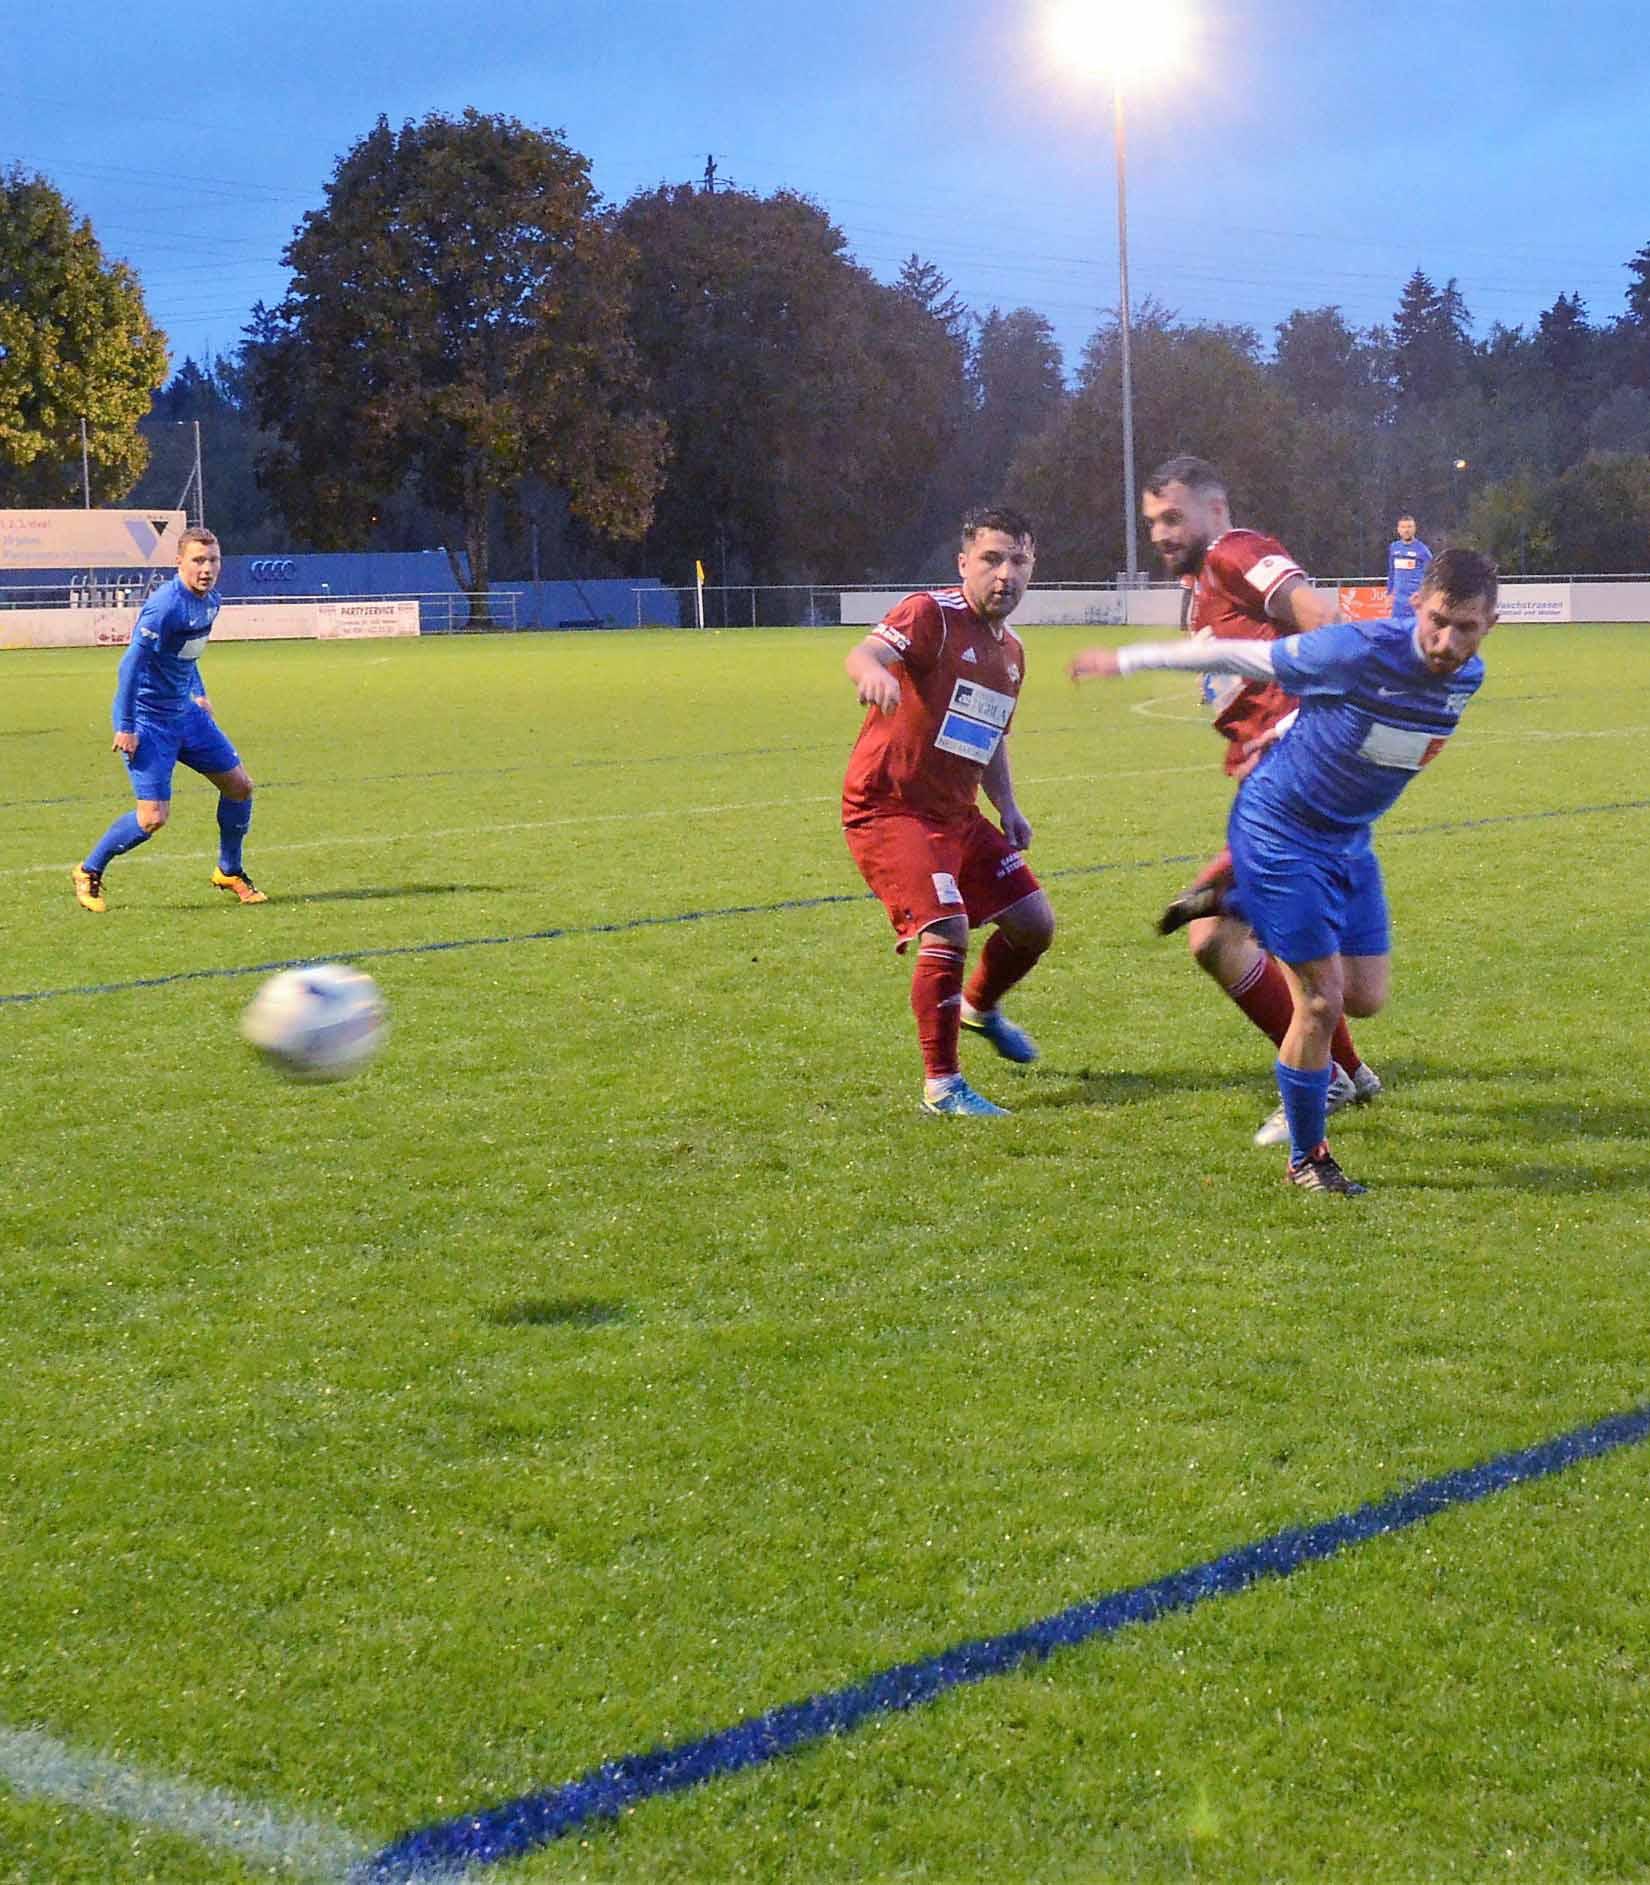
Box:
[844,809,1041,951]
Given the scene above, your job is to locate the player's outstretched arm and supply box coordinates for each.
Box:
[1067,646,1123,681]
[845,636,902,714]
[1074,639,1281,682]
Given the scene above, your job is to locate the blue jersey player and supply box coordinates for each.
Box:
[73,528,267,913]
[1070,548,1497,1195]
[1386,514,1433,625]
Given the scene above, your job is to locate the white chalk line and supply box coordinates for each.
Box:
[4,722,1646,886]
[0,1721,365,1879]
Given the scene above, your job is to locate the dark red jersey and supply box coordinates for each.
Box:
[1189,528,1306,777]
[842,589,1025,825]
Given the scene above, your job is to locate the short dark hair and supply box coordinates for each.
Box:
[1145,454,1226,498]
[1418,546,1497,610]
[961,505,1034,548]
[178,527,220,553]
[1396,512,1416,524]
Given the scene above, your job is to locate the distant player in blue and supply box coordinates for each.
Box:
[1070,548,1497,1195]
[1386,514,1432,625]
[73,527,268,912]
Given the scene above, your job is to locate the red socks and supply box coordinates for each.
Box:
[1226,951,1364,1071]
[911,941,966,1079]
[964,929,1046,1017]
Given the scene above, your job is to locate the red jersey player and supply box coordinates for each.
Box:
[1107,455,1382,1143]
[842,507,1055,1116]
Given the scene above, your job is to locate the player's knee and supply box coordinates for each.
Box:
[1000,900,1054,955]
[222,775,254,802]
[1188,921,1239,978]
[136,803,169,834]
[1342,978,1388,1019]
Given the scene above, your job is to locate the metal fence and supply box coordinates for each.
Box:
[412,592,519,633]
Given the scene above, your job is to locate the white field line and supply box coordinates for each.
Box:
[6,722,1648,885]
[0,1722,364,1879]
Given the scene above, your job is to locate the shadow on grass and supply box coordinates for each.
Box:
[1394,1160,1650,1197]
[1006,1065,1276,1111]
[294,882,507,904]
[485,1297,628,1329]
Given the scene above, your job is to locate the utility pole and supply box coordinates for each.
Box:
[702,154,718,194]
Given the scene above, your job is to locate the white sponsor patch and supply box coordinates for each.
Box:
[1242,554,1299,598]
[933,678,1015,763]
[178,634,210,660]
[931,871,965,905]
[1358,720,1447,770]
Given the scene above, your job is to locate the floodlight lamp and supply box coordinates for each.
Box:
[1045,0,1188,85]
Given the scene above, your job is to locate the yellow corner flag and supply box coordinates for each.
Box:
[695,560,706,585]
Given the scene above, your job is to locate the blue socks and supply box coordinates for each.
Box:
[1274,1060,1332,1164]
[85,810,152,873]
[216,795,252,874]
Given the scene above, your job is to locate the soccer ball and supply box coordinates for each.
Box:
[240,963,388,1081]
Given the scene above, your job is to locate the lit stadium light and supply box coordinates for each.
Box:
[1044,0,1190,82]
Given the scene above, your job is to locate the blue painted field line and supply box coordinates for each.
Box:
[356,1403,1650,1883]
[6,797,1648,1013]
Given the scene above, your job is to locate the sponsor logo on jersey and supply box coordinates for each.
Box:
[960,645,977,663]
[995,852,1025,877]
[933,678,1015,764]
[931,872,965,905]
[1007,663,1020,682]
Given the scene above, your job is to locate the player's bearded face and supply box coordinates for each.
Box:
[1143,483,1215,577]
[1414,592,1495,673]
[958,531,1035,620]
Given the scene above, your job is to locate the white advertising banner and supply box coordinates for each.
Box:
[0,597,421,651]
[0,509,188,569]
[1494,584,1572,623]
[315,599,420,638]
[840,588,1129,627]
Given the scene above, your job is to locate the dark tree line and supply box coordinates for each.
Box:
[15,113,1650,585]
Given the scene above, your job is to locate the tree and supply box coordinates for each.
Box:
[617,184,960,584]
[969,308,1066,504]
[1010,307,1295,575]
[251,110,664,595]
[125,347,291,552]
[0,165,167,505]
[1392,269,1473,407]
[1271,307,1387,422]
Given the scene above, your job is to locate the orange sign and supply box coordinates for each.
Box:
[1338,585,1390,621]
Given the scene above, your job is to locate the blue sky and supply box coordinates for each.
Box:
[8,0,1649,382]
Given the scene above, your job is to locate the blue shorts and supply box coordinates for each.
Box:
[1228,795,1389,965]
[123,703,241,801]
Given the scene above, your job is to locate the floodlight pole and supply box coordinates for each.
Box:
[1114,74,1138,586]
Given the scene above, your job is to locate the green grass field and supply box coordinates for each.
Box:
[3,622,1649,1883]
